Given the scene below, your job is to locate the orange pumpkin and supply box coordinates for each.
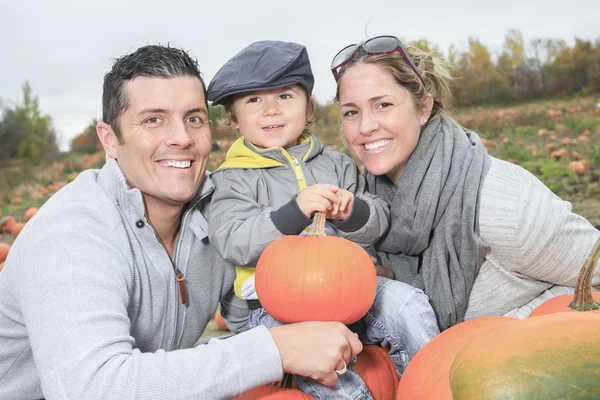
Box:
[529,236,600,317]
[294,345,399,399]
[233,385,313,399]
[255,212,376,324]
[10,223,25,238]
[353,345,399,399]
[24,207,39,222]
[396,316,516,400]
[213,310,229,331]
[0,216,16,233]
[0,243,11,263]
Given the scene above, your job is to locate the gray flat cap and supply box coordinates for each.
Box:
[207,40,314,105]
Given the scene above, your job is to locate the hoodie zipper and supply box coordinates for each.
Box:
[169,195,203,349]
[281,149,307,191]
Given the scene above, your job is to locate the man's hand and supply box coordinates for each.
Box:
[326,189,354,220]
[296,184,340,218]
[269,321,363,387]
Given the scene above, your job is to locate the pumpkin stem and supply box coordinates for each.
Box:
[308,212,326,237]
[568,236,600,311]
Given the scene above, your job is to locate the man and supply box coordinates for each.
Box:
[0,45,361,399]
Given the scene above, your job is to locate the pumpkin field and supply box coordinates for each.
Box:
[2,94,600,309]
[1,94,600,398]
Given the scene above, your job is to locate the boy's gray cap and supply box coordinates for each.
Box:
[207,40,314,105]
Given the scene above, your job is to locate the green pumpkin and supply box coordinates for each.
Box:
[449,312,600,399]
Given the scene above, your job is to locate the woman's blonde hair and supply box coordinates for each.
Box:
[334,45,454,120]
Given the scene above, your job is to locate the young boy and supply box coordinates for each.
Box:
[207,40,439,399]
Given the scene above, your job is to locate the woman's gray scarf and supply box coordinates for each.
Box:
[366,116,491,331]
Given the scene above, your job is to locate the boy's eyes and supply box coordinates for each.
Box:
[244,93,293,103]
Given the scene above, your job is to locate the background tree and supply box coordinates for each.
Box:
[450,38,512,106]
[70,119,101,154]
[0,81,59,161]
[550,38,592,96]
[497,29,531,101]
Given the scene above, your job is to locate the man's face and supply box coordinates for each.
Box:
[105,76,211,215]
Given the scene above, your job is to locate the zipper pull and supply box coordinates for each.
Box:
[291,157,303,181]
[175,269,187,305]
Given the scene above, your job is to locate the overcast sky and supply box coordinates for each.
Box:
[1,0,599,150]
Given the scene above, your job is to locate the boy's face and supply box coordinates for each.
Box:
[232,84,312,149]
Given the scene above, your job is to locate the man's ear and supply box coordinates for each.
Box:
[97,122,118,158]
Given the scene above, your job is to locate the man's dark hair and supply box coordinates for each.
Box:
[102,45,207,140]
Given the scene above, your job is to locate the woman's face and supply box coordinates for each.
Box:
[338,63,430,185]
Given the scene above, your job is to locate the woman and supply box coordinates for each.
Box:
[331,35,600,331]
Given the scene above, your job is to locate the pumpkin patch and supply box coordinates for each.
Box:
[0,216,16,233]
[24,207,38,222]
[0,243,10,263]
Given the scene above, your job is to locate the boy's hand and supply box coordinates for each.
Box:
[326,189,355,220]
[296,184,339,218]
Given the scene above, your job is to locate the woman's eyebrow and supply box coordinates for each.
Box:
[341,95,388,108]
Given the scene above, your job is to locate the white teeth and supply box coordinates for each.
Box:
[160,160,191,168]
[364,140,392,151]
[264,125,283,129]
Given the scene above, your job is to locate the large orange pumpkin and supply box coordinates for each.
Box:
[396,316,516,400]
[529,236,600,317]
[233,385,314,399]
[255,212,376,324]
[0,243,11,263]
[353,345,400,399]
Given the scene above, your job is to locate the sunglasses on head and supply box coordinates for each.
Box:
[330,35,425,86]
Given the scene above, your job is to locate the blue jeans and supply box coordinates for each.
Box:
[249,277,440,400]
